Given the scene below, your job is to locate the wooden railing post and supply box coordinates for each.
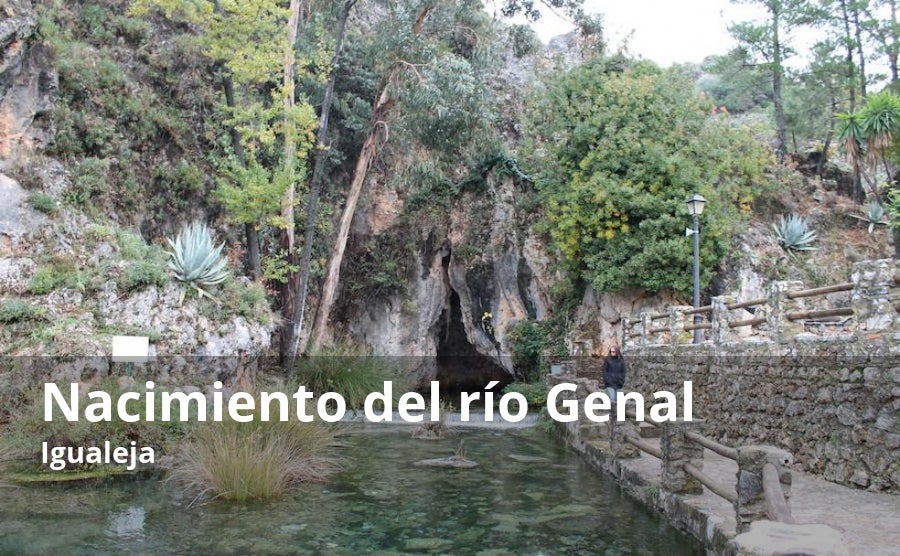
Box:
[710,296,736,344]
[661,419,705,494]
[767,281,805,343]
[851,259,899,340]
[735,446,793,533]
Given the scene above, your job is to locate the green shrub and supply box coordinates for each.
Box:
[506,320,549,382]
[0,299,44,323]
[168,417,336,502]
[27,193,58,214]
[521,59,771,295]
[773,214,817,252]
[220,277,271,322]
[119,259,169,292]
[26,262,84,295]
[66,157,110,207]
[509,24,542,58]
[292,343,404,409]
[502,382,549,408]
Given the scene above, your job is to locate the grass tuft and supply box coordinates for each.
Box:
[168,417,337,502]
[292,342,404,409]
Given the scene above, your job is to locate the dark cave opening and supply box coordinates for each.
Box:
[433,288,512,397]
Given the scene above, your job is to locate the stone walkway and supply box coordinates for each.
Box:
[613,438,900,555]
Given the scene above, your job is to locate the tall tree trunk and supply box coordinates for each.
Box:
[308,5,434,350]
[309,84,395,350]
[851,1,867,97]
[889,0,899,86]
[839,0,864,199]
[279,0,303,362]
[772,5,787,164]
[284,0,356,373]
[214,0,260,280]
[840,0,857,110]
[816,97,836,177]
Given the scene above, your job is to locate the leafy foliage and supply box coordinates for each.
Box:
[506,320,550,382]
[0,299,45,324]
[165,222,230,297]
[27,194,58,215]
[508,24,542,58]
[521,59,771,295]
[38,1,218,234]
[837,90,900,181]
[502,382,549,408]
[773,214,818,251]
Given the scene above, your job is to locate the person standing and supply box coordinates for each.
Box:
[602,346,625,403]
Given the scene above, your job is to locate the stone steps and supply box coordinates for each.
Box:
[639,421,661,438]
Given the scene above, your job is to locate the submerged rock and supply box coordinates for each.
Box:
[403,537,453,552]
[412,456,478,469]
[507,454,550,463]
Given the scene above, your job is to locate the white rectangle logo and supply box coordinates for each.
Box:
[112,336,150,362]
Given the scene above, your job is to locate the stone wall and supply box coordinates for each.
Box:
[613,259,900,492]
[623,339,899,492]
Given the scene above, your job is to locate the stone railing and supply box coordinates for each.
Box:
[547,375,796,535]
[621,259,900,348]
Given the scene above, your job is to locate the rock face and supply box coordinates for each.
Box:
[0,0,57,167]
[349,172,551,387]
[347,168,681,388]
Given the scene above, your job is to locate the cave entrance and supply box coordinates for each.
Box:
[433,289,511,401]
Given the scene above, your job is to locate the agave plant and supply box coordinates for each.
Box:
[773,214,817,252]
[865,200,887,234]
[166,222,229,300]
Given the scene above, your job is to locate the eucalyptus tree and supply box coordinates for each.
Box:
[307,0,501,350]
[284,0,358,371]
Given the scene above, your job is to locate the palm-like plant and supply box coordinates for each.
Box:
[773,214,818,252]
[837,91,900,177]
[859,91,900,169]
[166,222,229,300]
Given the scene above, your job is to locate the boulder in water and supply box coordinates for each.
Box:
[413,456,478,468]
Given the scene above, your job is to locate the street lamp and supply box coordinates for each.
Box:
[686,193,707,344]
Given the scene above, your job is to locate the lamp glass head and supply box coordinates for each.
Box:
[686,193,707,216]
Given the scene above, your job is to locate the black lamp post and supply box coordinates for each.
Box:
[686,193,707,344]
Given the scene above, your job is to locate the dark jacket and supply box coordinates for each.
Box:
[602,355,626,389]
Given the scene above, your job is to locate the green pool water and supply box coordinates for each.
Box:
[0,427,702,555]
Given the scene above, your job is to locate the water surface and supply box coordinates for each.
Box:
[0,427,701,555]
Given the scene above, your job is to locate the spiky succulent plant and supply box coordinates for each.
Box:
[166,222,229,299]
[865,200,886,234]
[773,214,817,252]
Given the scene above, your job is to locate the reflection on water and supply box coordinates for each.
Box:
[0,427,701,555]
